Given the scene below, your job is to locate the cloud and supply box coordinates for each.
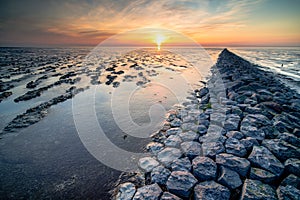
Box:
[51,0,261,35]
[3,0,299,46]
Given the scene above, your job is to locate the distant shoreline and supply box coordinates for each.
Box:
[1,45,300,48]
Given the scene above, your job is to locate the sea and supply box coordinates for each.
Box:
[0,46,299,199]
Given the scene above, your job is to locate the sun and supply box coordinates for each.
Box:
[155,34,165,51]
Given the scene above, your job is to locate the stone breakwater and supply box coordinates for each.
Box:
[114,49,300,200]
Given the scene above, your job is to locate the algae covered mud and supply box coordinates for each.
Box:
[115,49,300,200]
[0,47,299,199]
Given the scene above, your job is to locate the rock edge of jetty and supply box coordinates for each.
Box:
[114,49,300,200]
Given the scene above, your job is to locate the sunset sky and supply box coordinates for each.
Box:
[0,0,299,47]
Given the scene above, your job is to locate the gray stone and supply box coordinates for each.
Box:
[194,181,230,200]
[281,174,300,190]
[207,124,226,135]
[199,120,210,129]
[178,110,188,119]
[178,131,199,141]
[202,141,225,158]
[220,98,237,106]
[197,125,207,135]
[257,89,272,96]
[166,128,182,137]
[199,132,226,144]
[231,106,243,117]
[262,139,300,162]
[273,113,298,132]
[241,179,277,200]
[167,111,177,122]
[157,147,182,167]
[146,142,164,155]
[224,114,240,131]
[198,87,209,98]
[171,157,191,172]
[274,120,290,133]
[199,113,209,120]
[245,106,263,114]
[260,126,279,139]
[166,171,197,198]
[225,137,247,157]
[277,185,300,200]
[210,112,226,126]
[218,166,242,190]
[138,157,159,173]
[279,132,300,148]
[226,131,244,140]
[192,156,217,181]
[160,192,182,200]
[249,167,277,184]
[132,183,162,200]
[151,165,171,185]
[182,116,196,123]
[294,128,300,138]
[241,114,271,128]
[170,118,182,128]
[216,153,250,177]
[238,104,251,111]
[161,122,171,132]
[241,125,265,141]
[188,109,201,118]
[224,119,239,131]
[285,158,300,177]
[244,98,257,106]
[116,182,136,200]
[181,123,199,132]
[180,141,201,159]
[182,115,195,123]
[201,94,210,104]
[164,135,182,147]
[248,145,284,176]
[199,125,226,144]
[150,131,167,143]
[240,137,259,152]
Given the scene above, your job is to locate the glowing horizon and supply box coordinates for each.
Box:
[0,0,299,47]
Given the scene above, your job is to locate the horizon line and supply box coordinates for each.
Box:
[1,44,300,48]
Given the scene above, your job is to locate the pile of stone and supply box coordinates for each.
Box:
[115,49,300,200]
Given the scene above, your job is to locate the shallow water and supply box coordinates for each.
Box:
[0,47,210,199]
[0,46,299,199]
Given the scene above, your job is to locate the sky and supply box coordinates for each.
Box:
[0,0,299,47]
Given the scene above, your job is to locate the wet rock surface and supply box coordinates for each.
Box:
[116,182,136,200]
[138,157,160,173]
[218,166,242,190]
[192,156,217,181]
[166,171,197,198]
[115,49,300,199]
[241,179,277,200]
[216,153,250,177]
[132,183,162,200]
[248,145,284,176]
[194,181,230,200]
[160,192,182,200]
[157,147,182,167]
[151,165,171,185]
